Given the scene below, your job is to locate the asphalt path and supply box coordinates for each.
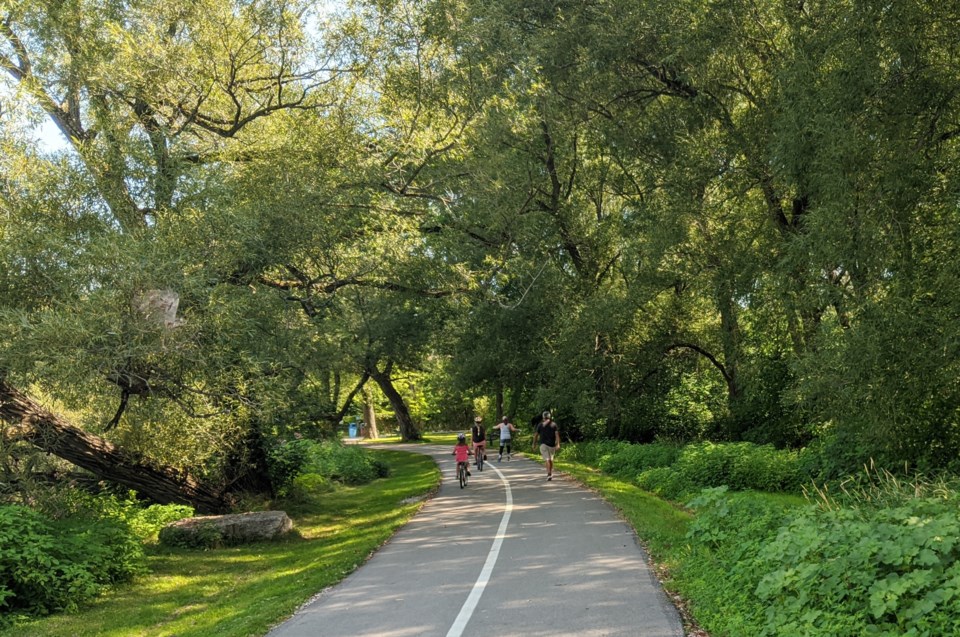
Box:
[267,445,684,637]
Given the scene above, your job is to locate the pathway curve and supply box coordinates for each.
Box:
[267,445,684,637]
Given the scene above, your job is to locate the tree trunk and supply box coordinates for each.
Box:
[361,388,379,439]
[0,378,228,513]
[716,282,744,406]
[367,362,419,441]
[495,385,504,421]
[222,419,274,496]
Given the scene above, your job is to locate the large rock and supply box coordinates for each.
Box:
[160,510,293,548]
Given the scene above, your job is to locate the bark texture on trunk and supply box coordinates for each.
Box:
[361,388,379,439]
[367,363,419,441]
[0,378,228,514]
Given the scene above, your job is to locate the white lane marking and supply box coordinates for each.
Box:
[445,461,513,637]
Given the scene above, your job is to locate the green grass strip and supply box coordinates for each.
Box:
[555,459,693,562]
[2,449,440,637]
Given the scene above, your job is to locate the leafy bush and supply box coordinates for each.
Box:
[268,439,391,496]
[562,440,629,466]
[753,500,960,636]
[597,442,681,479]
[0,504,146,620]
[570,440,804,497]
[266,438,313,493]
[127,503,195,543]
[675,486,960,637]
[43,489,193,544]
[305,443,386,485]
[667,442,803,494]
[636,466,696,500]
[672,488,802,632]
[288,473,334,501]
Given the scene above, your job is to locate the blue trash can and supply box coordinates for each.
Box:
[348,423,358,438]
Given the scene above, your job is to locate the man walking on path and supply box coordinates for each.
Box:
[533,410,560,480]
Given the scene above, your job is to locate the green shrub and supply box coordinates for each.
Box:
[287,473,334,501]
[674,486,960,637]
[266,438,313,493]
[669,442,803,494]
[754,499,960,636]
[42,490,193,544]
[636,466,696,500]
[576,440,803,497]
[127,503,195,543]
[672,488,801,633]
[562,440,629,466]
[268,439,392,496]
[0,503,147,620]
[597,442,681,479]
[303,441,391,485]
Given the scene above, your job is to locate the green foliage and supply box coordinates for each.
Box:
[267,438,391,496]
[302,441,391,485]
[126,504,196,543]
[596,442,681,479]
[266,438,314,494]
[573,440,805,499]
[754,501,960,636]
[37,489,193,544]
[664,442,804,495]
[674,484,960,637]
[2,450,440,637]
[635,467,696,500]
[0,504,146,621]
[561,440,631,466]
[287,473,334,502]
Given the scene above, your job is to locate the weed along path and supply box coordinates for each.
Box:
[267,445,683,637]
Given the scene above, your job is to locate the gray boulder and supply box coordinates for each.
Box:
[160,510,293,548]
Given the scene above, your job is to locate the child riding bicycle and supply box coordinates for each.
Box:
[453,433,473,477]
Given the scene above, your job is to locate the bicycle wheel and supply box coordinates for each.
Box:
[477,449,484,471]
[459,463,466,488]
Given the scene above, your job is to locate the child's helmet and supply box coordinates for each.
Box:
[457,433,466,442]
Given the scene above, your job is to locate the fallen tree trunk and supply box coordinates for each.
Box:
[0,377,228,514]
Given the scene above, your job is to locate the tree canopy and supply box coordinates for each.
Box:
[4,0,960,507]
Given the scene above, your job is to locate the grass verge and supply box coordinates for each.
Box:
[1,449,440,637]
[552,456,806,637]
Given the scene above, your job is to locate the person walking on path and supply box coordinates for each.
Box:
[532,410,560,480]
[493,416,517,461]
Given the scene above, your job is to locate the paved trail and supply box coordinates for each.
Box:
[268,445,684,637]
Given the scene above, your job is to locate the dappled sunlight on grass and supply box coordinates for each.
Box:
[1,450,441,637]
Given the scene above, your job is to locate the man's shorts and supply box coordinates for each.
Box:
[540,444,557,462]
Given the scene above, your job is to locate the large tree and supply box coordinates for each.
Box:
[0,0,358,505]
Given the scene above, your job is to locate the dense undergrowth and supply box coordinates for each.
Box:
[560,440,960,637]
[0,440,391,627]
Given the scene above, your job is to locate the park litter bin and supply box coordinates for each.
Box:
[348,423,358,438]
